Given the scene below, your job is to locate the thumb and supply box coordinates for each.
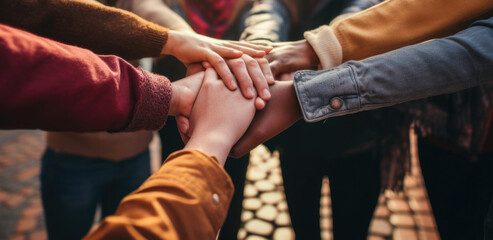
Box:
[176,115,191,144]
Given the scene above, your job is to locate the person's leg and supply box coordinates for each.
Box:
[327,150,380,240]
[100,150,151,218]
[278,122,324,240]
[41,149,102,240]
[418,139,474,240]
[472,152,493,239]
[485,197,493,240]
[217,154,250,240]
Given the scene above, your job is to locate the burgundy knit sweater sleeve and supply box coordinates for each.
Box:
[0,24,171,132]
[0,0,169,60]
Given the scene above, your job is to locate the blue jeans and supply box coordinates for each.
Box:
[40,148,151,240]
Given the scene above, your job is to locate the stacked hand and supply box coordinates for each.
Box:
[182,69,257,164]
[162,30,275,105]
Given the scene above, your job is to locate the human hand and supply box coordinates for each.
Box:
[183,68,257,164]
[199,55,273,110]
[229,81,303,158]
[162,30,272,89]
[266,40,319,79]
[169,71,204,118]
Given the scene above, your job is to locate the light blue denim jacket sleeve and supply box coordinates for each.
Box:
[294,17,493,123]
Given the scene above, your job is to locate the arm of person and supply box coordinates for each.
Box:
[84,68,257,239]
[120,0,275,103]
[231,16,493,157]
[305,0,493,68]
[0,24,202,132]
[268,0,493,75]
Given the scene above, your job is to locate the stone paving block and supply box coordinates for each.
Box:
[367,235,385,240]
[21,203,43,217]
[320,196,330,206]
[369,219,392,237]
[414,214,437,229]
[418,229,441,240]
[273,227,294,240]
[254,180,275,192]
[320,206,331,217]
[29,230,47,240]
[256,205,278,222]
[408,198,432,212]
[242,211,254,222]
[390,214,416,227]
[277,201,287,211]
[320,217,332,230]
[387,199,411,213]
[15,167,39,182]
[14,218,36,232]
[245,235,268,240]
[259,192,283,205]
[8,235,24,240]
[267,174,283,185]
[393,228,418,240]
[0,190,8,203]
[18,187,34,197]
[244,219,274,236]
[406,188,427,199]
[275,212,291,226]
[237,228,247,239]
[246,168,267,181]
[404,175,419,188]
[243,198,263,211]
[373,205,390,218]
[4,194,24,208]
[321,230,332,240]
[378,195,386,204]
[244,184,258,198]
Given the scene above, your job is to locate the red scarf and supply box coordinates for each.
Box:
[185,0,236,38]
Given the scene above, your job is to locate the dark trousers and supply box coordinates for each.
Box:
[418,139,493,240]
[41,149,151,240]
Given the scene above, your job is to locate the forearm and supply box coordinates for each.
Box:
[0,24,171,132]
[117,0,194,32]
[295,17,493,122]
[305,0,493,68]
[84,150,234,240]
[0,0,168,60]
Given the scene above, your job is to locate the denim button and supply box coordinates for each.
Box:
[212,193,220,205]
[330,97,343,110]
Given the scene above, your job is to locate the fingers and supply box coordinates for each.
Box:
[205,50,237,90]
[223,42,268,58]
[176,115,191,144]
[226,57,255,99]
[211,45,244,59]
[255,97,266,110]
[235,41,273,53]
[256,57,275,84]
[226,55,271,100]
[243,56,270,100]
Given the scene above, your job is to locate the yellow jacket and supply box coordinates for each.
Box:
[304,0,493,68]
[84,150,234,240]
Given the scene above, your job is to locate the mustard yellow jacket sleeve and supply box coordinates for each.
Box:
[84,150,234,240]
[304,0,493,68]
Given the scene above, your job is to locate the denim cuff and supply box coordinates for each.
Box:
[293,66,361,122]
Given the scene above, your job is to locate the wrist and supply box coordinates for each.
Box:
[169,83,180,116]
[161,30,178,56]
[303,26,342,69]
[184,133,234,165]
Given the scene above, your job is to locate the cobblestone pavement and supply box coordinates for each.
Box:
[238,130,441,240]
[0,130,440,240]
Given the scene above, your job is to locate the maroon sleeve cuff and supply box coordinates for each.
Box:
[123,68,172,131]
